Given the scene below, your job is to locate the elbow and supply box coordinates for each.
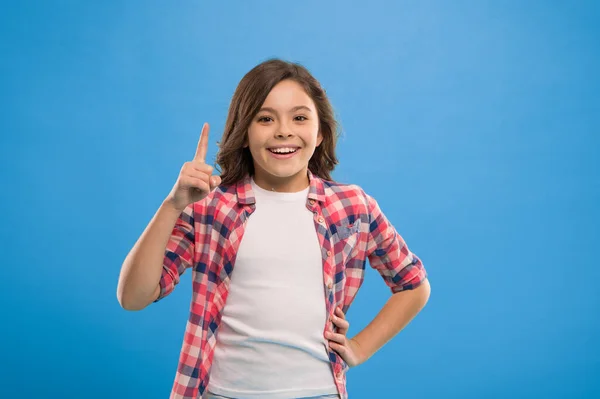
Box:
[396,278,430,309]
[116,285,149,312]
[417,278,431,308]
[117,294,148,311]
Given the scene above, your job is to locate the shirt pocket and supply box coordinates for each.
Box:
[333,218,361,240]
[330,219,361,266]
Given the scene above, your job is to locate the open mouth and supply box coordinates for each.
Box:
[267,147,300,159]
[268,148,299,154]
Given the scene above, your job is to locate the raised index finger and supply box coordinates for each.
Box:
[194,123,210,162]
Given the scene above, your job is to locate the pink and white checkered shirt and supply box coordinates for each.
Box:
[156,169,427,398]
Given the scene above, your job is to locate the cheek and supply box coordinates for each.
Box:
[307,126,321,145]
[246,129,261,150]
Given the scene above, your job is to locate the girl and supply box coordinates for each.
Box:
[117,59,430,399]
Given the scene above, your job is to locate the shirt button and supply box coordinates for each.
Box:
[309,199,315,205]
[327,281,333,289]
[327,250,332,257]
[318,217,324,223]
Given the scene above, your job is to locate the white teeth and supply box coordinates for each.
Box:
[269,148,297,154]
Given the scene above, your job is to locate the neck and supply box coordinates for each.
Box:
[253,169,309,193]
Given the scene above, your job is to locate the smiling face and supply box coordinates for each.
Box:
[244,79,323,192]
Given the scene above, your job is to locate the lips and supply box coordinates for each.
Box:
[267,146,300,151]
[267,148,300,159]
[267,148,299,154]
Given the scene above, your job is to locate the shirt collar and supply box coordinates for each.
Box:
[236,168,325,205]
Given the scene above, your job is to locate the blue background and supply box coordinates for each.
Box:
[1,1,598,398]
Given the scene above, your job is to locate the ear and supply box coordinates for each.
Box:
[316,131,324,147]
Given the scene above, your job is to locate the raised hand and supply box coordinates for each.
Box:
[166,123,222,211]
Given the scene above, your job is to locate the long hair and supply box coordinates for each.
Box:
[215,59,340,186]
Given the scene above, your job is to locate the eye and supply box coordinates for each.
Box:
[294,115,308,122]
[257,116,273,123]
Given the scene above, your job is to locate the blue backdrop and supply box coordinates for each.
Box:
[1,1,598,398]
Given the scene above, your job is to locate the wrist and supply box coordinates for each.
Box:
[350,337,369,366]
[162,197,186,214]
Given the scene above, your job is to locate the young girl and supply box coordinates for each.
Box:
[117,59,430,399]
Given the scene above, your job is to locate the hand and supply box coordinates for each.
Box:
[166,123,222,211]
[325,307,365,368]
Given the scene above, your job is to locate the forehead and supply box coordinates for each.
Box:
[262,80,315,109]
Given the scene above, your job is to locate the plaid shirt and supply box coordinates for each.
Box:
[156,169,427,399]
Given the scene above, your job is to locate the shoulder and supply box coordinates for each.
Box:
[320,179,375,217]
[322,179,372,204]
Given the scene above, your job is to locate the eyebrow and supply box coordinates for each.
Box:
[258,105,313,114]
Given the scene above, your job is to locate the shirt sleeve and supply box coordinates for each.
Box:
[154,202,196,302]
[365,193,427,294]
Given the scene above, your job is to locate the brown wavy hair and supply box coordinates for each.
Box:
[214,58,340,187]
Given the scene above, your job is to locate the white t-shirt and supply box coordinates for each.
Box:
[207,177,338,399]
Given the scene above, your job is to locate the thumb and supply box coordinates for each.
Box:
[210,175,222,190]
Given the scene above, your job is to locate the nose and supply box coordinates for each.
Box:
[276,120,294,137]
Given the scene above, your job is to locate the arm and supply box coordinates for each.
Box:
[354,193,430,362]
[351,279,430,364]
[116,123,219,311]
[116,200,190,311]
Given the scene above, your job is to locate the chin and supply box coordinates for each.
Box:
[263,164,305,178]
[268,169,302,178]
